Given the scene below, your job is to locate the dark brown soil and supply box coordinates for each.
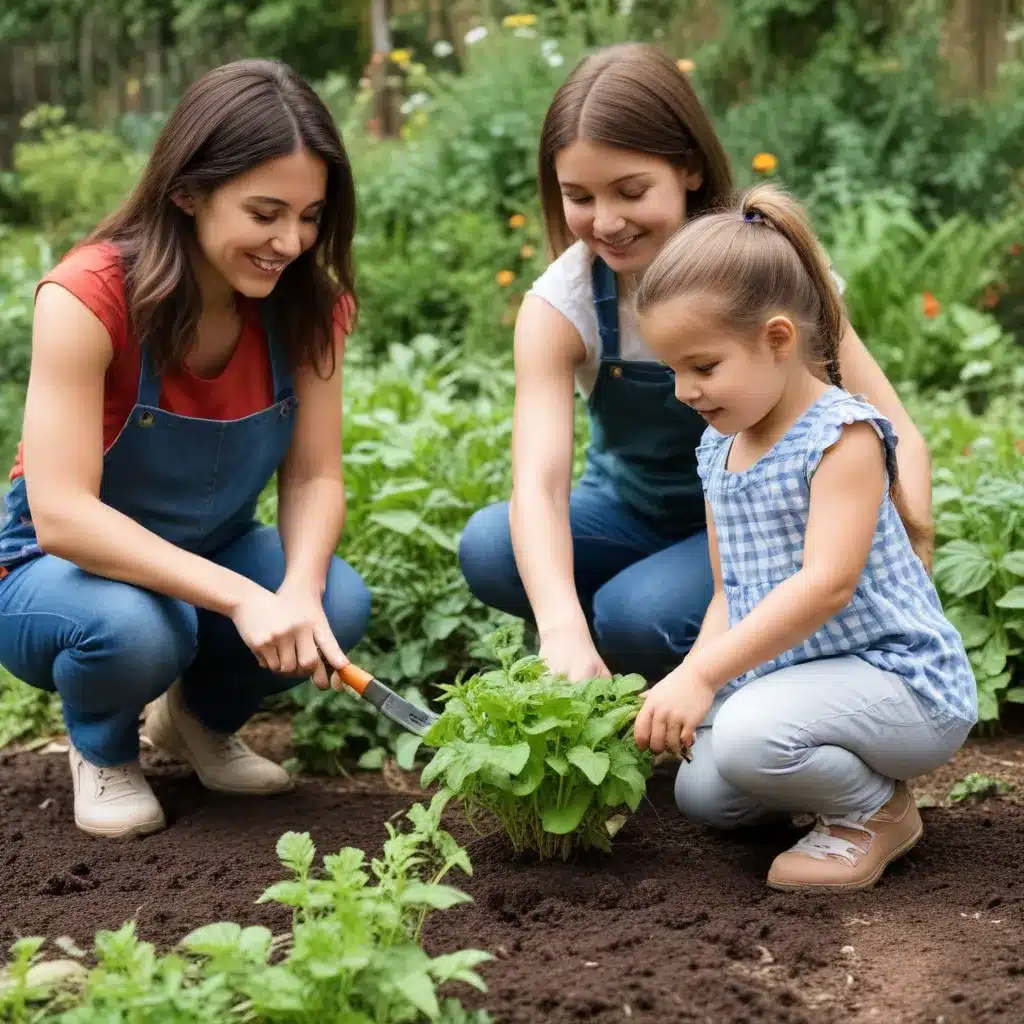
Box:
[2,715,1023,1023]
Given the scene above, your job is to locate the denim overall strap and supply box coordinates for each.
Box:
[592,256,620,358]
[0,296,298,570]
[580,256,709,537]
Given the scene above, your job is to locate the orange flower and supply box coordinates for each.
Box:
[1015,439,1024,456]
[1009,242,1022,257]
[508,213,526,229]
[676,58,695,73]
[922,292,941,319]
[496,269,515,286]
[752,152,777,174]
[520,244,535,259]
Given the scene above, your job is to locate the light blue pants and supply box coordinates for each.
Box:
[676,656,973,826]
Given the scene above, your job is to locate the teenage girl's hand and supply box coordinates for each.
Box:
[230,580,349,690]
[538,624,611,683]
[634,662,715,757]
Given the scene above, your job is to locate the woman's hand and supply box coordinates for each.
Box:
[634,661,716,757]
[538,624,611,683]
[230,578,349,690]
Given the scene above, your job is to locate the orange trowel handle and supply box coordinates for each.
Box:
[336,662,374,695]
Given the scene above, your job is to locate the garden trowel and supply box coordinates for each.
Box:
[327,659,440,737]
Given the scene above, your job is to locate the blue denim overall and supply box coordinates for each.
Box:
[0,304,370,764]
[458,256,714,678]
[581,256,709,534]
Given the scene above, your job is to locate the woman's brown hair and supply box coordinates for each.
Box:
[86,58,356,375]
[538,42,734,259]
[635,182,932,553]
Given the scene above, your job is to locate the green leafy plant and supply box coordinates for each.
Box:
[915,392,1024,723]
[416,626,653,861]
[948,772,1014,802]
[0,794,493,1023]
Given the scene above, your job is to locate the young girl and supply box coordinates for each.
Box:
[632,183,977,892]
[0,59,370,839]
[457,43,934,686]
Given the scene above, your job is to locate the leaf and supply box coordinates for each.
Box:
[510,749,545,796]
[1001,551,1024,577]
[934,539,994,596]
[358,747,386,770]
[545,754,569,776]
[420,745,458,788]
[400,882,473,910]
[481,741,531,775]
[566,747,610,786]
[541,787,594,834]
[395,733,423,771]
[369,510,421,534]
[180,922,241,956]
[393,969,441,1018]
[1005,687,1024,704]
[276,831,315,875]
[521,715,572,735]
[996,586,1024,610]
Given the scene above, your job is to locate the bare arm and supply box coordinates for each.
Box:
[508,294,602,677]
[22,284,257,616]
[276,317,347,597]
[839,322,933,568]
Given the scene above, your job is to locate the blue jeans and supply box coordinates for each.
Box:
[0,524,371,766]
[458,483,714,679]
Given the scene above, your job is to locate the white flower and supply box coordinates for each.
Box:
[432,40,454,57]
[514,26,537,39]
[541,38,559,56]
[617,0,634,14]
[465,26,488,45]
[400,91,430,114]
[546,52,564,67]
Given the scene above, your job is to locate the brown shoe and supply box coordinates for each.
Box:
[766,782,922,892]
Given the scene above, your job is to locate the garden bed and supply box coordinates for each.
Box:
[1,716,1022,1024]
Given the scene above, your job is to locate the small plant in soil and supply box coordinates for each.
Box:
[949,771,1014,802]
[0,793,493,1023]
[417,626,654,861]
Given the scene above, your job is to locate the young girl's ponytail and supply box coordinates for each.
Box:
[736,185,846,389]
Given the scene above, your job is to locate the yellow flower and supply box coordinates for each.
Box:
[496,269,515,286]
[508,213,526,229]
[520,244,535,259]
[752,152,778,174]
[676,59,695,74]
[125,76,141,98]
[502,13,537,28]
[389,48,412,67]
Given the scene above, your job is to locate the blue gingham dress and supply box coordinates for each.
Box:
[696,387,977,728]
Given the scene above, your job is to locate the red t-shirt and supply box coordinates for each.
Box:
[10,242,349,481]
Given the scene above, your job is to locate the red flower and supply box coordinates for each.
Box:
[922,292,940,319]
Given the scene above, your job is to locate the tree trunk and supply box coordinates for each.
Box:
[369,0,401,139]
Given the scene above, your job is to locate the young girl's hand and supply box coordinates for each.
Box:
[634,662,716,756]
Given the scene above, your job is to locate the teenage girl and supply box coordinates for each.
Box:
[457,43,934,685]
[0,60,370,838]
[632,183,977,891]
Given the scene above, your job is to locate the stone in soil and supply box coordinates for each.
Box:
[1,717,1022,1023]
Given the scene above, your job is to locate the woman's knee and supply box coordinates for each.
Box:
[56,588,197,711]
[457,502,526,613]
[322,558,372,652]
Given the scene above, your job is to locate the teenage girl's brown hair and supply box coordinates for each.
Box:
[86,58,356,376]
[635,182,932,553]
[538,43,734,258]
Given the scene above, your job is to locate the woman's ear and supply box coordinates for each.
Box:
[170,189,195,215]
[682,166,704,192]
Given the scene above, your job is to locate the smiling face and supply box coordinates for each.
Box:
[181,146,328,301]
[638,294,797,435]
[554,137,703,275]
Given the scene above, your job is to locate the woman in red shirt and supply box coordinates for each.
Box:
[0,59,370,838]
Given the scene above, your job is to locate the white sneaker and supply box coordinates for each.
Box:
[143,679,294,795]
[69,744,166,838]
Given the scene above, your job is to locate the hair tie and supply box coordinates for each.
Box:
[743,208,764,223]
